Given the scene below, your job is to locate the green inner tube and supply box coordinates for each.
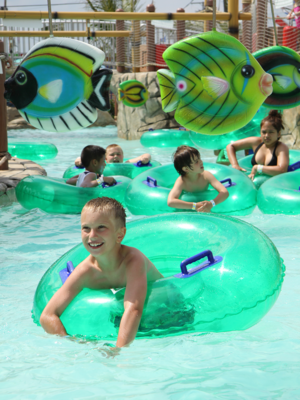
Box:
[257,169,300,214]
[125,163,257,216]
[31,213,285,340]
[238,149,300,188]
[63,159,161,180]
[140,129,193,148]
[8,142,58,160]
[16,175,131,214]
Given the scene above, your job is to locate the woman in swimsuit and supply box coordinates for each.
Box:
[226,110,289,181]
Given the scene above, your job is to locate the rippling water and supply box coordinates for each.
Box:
[1,127,299,399]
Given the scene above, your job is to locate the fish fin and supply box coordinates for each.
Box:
[87,68,112,111]
[19,102,97,133]
[38,79,63,103]
[157,69,180,112]
[272,74,292,89]
[201,76,229,99]
[118,89,124,101]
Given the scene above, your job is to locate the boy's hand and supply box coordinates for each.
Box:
[75,157,82,167]
[103,176,116,186]
[196,201,213,213]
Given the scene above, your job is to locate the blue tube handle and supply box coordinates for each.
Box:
[179,127,187,131]
[180,250,215,275]
[67,261,75,274]
[220,178,232,186]
[148,128,154,131]
[147,176,157,187]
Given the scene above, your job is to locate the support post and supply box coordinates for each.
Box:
[116,8,125,73]
[146,3,156,72]
[255,0,267,50]
[176,8,185,42]
[242,0,252,51]
[132,20,140,72]
[228,0,239,39]
[204,0,213,32]
[0,41,8,171]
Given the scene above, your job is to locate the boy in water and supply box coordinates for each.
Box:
[75,144,151,167]
[40,197,163,348]
[168,146,229,212]
[66,145,116,187]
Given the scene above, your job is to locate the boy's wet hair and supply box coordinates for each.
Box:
[106,144,123,152]
[173,145,201,176]
[83,197,126,228]
[81,145,105,169]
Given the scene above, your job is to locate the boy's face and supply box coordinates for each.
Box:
[106,146,124,163]
[81,208,126,256]
[183,155,204,174]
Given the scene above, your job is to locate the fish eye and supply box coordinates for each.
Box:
[15,71,27,85]
[177,80,187,91]
[241,65,255,78]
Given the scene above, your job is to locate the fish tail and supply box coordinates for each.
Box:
[157,69,180,112]
[88,67,113,111]
[118,89,125,101]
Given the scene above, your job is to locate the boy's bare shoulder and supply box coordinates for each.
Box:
[121,245,147,268]
[202,170,215,181]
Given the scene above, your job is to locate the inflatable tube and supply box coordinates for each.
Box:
[8,142,58,160]
[189,108,268,150]
[31,213,285,340]
[63,159,161,180]
[125,163,257,216]
[16,175,131,214]
[257,169,300,214]
[238,149,300,188]
[140,129,193,148]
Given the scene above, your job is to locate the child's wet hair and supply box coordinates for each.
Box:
[81,145,106,168]
[261,110,284,133]
[173,145,201,176]
[83,197,126,228]
[106,144,123,152]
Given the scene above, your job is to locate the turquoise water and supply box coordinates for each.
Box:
[1,127,300,399]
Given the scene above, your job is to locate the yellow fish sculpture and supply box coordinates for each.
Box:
[157,30,273,135]
[118,79,149,107]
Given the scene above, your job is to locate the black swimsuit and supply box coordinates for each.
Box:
[251,141,279,167]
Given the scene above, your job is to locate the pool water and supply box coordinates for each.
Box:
[1,127,300,399]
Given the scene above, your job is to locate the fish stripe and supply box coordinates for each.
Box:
[70,112,83,127]
[184,97,218,126]
[211,101,239,132]
[165,58,201,82]
[50,118,57,131]
[25,44,95,64]
[81,102,93,114]
[178,90,204,110]
[159,84,174,89]
[172,47,214,75]
[37,118,43,129]
[173,72,196,99]
[162,88,175,102]
[198,90,231,130]
[24,112,30,123]
[77,106,93,124]
[196,37,236,66]
[26,53,93,78]
[124,95,144,103]
[157,72,176,88]
[60,116,70,130]
[183,41,227,78]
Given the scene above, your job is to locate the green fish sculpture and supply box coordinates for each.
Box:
[4,38,112,132]
[157,30,273,135]
[253,46,300,109]
[118,79,149,107]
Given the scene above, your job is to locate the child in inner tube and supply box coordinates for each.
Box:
[39,197,164,350]
[226,110,289,180]
[74,144,151,167]
[66,145,116,187]
[168,146,229,212]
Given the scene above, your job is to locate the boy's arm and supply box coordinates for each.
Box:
[66,175,79,186]
[197,172,229,213]
[126,153,151,164]
[40,264,89,335]
[81,173,116,188]
[116,254,147,348]
[167,178,196,210]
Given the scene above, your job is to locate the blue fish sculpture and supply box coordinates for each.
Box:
[4,38,112,132]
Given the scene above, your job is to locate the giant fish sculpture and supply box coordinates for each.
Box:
[253,46,300,109]
[4,38,112,132]
[157,30,273,135]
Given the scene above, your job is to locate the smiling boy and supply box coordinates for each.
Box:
[40,197,163,348]
[167,146,229,212]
